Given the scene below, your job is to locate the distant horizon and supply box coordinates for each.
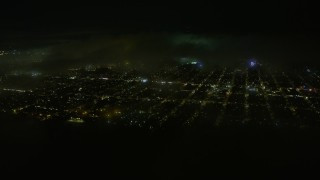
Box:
[1,33,320,74]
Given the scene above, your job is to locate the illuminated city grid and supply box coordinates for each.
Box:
[1,62,320,129]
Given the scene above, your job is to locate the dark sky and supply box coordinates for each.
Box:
[1,1,320,72]
[1,1,319,36]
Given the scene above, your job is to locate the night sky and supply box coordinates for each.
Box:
[1,1,319,34]
[1,1,320,72]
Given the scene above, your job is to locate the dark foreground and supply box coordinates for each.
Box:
[1,114,320,178]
